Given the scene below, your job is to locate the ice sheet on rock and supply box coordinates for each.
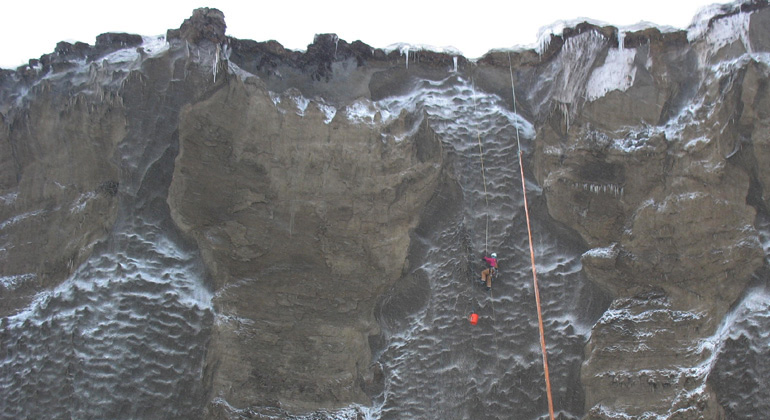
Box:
[607,95,713,154]
[226,59,258,82]
[364,76,535,141]
[694,11,753,61]
[535,19,604,56]
[365,75,594,420]
[533,18,680,56]
[7,35,170,110]
[586,48,637,101]
[529,29,608,121]
[79,35,169,69]
[0,221,213,418]
[687,1,749,43]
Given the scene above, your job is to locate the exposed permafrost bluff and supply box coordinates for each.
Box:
[1,1,770,419]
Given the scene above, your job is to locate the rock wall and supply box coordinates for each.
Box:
[1,3,769,419]
[522,4,770,419]
[1,7,447,418]
[0,74,124,318]
[168,74,443,413]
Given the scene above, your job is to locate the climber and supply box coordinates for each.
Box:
[480,252,498,291]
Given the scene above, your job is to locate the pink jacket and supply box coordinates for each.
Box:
[483,256,498,268]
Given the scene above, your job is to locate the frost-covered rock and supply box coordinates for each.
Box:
[529,2,770,418]
[2,3,770,420]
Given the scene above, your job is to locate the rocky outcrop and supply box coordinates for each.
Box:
[167,7,227,45]
[168,75,443,413]
[527,3,770,419]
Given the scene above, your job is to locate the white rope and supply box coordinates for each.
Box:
[471,76,490,253]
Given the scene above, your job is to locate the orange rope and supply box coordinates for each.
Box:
[509,51,555,420]
[518,150,555,420]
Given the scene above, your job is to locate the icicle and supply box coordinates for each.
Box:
[400,45,410,69]
[539,34,552,57]
[333,34,339,58]
[213,44,220,82]
[565,105,570,132]
[618,30,625,51]
[453,57,458,73]
[557,102,570,132]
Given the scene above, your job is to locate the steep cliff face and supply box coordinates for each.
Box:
[1,2,770,420]
[168,70,442,413]
[1,7,447,419]
[527,3,770,418]
[0,80,123,317]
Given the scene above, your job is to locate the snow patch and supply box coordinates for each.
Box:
[585,48,637,101]
[268,91,281,106]
[345,99,380,125]
[268,89,336,124]
[317,102,337,124]
[0,209,43,230]
[612,136,650,153]
[688,5,754,65]
[650,192,707,212]
[140,35,169,57]
[70,191,96,214]
[291,93,310,116]
[583,244,619,260]
[101,35,169,65]
[1,273,35,290]
[684,136,710,151]
[0,192,17,204]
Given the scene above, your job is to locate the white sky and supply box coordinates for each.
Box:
[1,0,722,69]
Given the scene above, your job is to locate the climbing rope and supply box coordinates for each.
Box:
[510,53,556,420]
[470,76,498,367]
[471,77,490,254]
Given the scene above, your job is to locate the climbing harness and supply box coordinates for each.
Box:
[510,53,556,420]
